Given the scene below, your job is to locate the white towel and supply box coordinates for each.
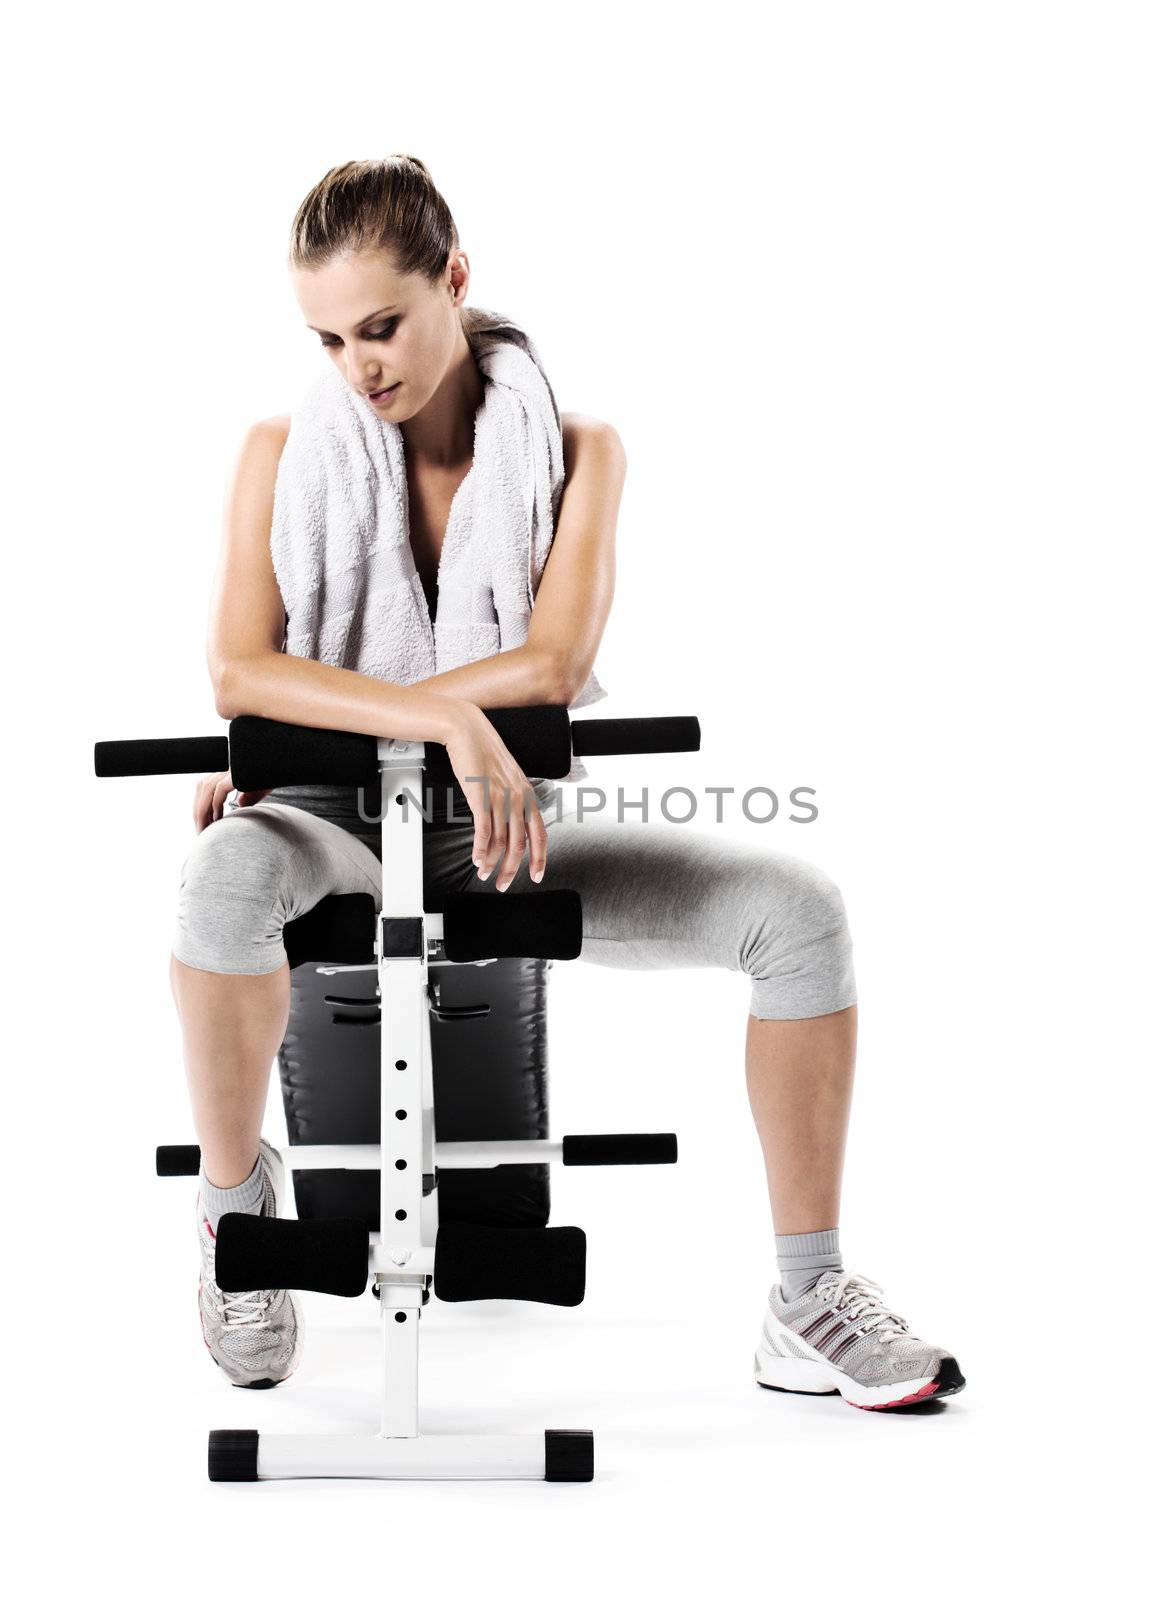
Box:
[270,305,606,783]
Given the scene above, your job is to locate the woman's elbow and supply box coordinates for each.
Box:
[212,659,248,721]
[550,658,595,708]
[526,648,580,707]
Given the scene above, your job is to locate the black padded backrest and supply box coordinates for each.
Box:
[277,895,553,1229]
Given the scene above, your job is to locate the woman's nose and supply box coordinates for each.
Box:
[344,344,378,389]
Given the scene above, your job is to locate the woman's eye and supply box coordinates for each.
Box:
[317,320,399,349]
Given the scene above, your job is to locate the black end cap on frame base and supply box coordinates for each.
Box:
[209,1429,259,1482]
[545,1429,594,1482]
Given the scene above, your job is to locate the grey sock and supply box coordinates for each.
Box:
[775,1227,843,1302]
[199,1151,265,1229]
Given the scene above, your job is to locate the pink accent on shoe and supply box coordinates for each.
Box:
[847,1379,941,1411]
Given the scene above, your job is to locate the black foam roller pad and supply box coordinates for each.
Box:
[562,1133,679,1166]
[228,716,380,791]
[214,1214,370,1297]
[434,1222,587,1306]
[422,705,573,782]
[570,715,701,756]
[156,1144,202,1177]
[442,889,583,962]
[282,892,377,970]
[94,736,229,777]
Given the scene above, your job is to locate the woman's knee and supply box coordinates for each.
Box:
[779,855,850,940]
[172,810,298,977]
[742,854,857,1021]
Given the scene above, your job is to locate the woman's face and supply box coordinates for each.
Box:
[292,247,463,419]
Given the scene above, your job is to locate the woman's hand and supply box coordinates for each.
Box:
[443,704,548,891]
[193,771,271,833]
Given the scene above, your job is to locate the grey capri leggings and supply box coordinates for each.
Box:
[172,788,857,1022]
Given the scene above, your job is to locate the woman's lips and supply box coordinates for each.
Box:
[367,383,400,405]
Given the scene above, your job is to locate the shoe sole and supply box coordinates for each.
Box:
[754,1345,965,1409]
[207,1348,297,1390]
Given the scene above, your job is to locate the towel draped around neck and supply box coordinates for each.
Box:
[270,305,606,783]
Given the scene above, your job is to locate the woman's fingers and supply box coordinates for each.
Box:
[494,786,529,892]
[194,771,228,832]
[496,784,548,891]
[478,785,511,884]
[471,797,495,879]
[447,708,550,890]
[486,780,548,892]
[211,775,234,824]
[527,802,548,884]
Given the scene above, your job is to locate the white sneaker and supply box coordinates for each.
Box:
[196,1137,305,1389]
[755,1270,965,1410]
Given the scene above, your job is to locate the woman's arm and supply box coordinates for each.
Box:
[208,417,466,744]
[414,414,624,708]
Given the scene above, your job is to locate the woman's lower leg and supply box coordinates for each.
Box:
[168,951,291,1188]
[744,1004,858,1235]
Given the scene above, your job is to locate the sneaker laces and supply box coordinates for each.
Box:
[215,1282,277,1331]
[815,1272,913,1343]
[199,1204,276,1332]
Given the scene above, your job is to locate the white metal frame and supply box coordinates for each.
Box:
[244,738,583,1481]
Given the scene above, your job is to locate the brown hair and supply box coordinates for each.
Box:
[288,155,458,284]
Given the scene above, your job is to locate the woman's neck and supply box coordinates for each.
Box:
[400,326,485,469]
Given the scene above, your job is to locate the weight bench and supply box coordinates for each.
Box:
[94,704,701,1483]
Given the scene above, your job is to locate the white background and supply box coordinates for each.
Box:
[5,2,1162,1592]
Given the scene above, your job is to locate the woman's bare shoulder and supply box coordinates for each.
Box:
[560,413,626,485]
[561,411,622,444]
[561,412,625,471]
[230,415,292,493]
[246,413,292,453]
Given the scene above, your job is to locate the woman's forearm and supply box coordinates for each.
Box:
[412,643,567,709]
[215,651,467,744]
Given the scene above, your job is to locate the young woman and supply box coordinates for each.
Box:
[170,155,964,1410]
